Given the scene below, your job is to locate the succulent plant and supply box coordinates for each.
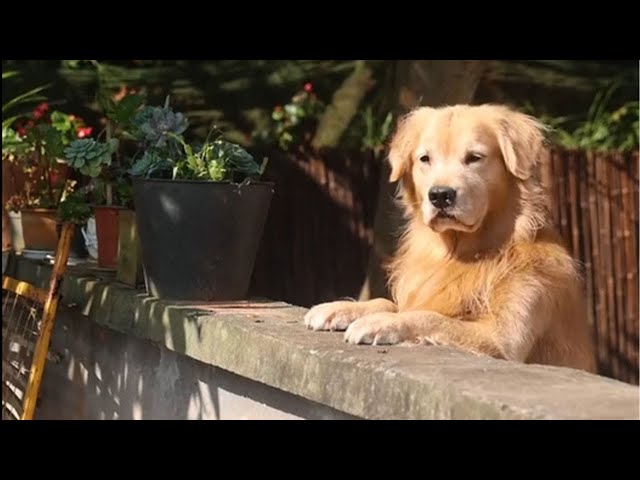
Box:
[172,129,266,182]
[132,97,188,149]
[127,99,267,182]
[65,138,118,177]
[128,150,174,178]
[210,139,263,179]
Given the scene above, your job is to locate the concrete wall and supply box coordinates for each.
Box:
[38,306,355,420]
[6,255,639,420]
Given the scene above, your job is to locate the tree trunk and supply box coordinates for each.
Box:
[359,60,490,300]
[311,60,375,149]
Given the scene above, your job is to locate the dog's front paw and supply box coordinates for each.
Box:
[344,313,417,345]
[304,301,365,331]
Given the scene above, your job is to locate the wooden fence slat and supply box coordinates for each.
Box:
[578,150,595,334]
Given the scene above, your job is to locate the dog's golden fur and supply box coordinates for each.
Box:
[304,104,596,373]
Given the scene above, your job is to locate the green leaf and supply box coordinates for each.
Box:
[2,127,31,156]
[2,84,50,114]
[50,111,72,132]
[80,163,103,177]
[207,159,226,181]
[129,153,153,177]
[110,94,145,125]
[44,127,65,158]
[107,138,119,153]
[97,91,117,116]
[2,115,20,130]
[57,189,93,224]
[259,157,269,176]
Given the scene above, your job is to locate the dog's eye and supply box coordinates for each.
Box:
[465,153,484,164]
[419,154,430,164]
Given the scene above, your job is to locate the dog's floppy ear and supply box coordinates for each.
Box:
[497,110,547,181]
[388,108,431,183]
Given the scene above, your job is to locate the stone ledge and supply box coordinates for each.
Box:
[7,255,639,420]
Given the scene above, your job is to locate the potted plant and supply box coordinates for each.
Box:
[129,98,273,301]
[3,127,30,253]
[63,91,141,269]
[2,70,47,253]
[64,136,124,268]
[3,103,87,253]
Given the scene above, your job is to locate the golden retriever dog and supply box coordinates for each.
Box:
[304,104,596,373]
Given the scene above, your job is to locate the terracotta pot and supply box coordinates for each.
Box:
[94,206,123,269]
[116,209,144,287]
[8,211,25,253]
[21,208,59,251]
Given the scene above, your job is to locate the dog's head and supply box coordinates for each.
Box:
[388,104,546,234]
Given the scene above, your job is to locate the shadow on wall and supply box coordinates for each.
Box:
[35,304,354,420]
[36,303,220,420]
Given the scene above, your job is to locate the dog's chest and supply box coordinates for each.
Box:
[396,259,494,318]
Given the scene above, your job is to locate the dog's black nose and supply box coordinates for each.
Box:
[429,186,457,209]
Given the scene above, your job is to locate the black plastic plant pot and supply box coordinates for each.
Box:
[133,178,274,302]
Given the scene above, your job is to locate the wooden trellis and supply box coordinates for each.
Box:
[2,223,74,420]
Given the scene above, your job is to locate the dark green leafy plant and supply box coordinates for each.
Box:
[128,150,174,178]
[525,83,639,152]
[2,127,30,157]
[172,129,267,182]
[252,83,324,151]
[50,111,90,147]
[90,177,133,207]
[105,93,145,128]
[361,107,394,152]
[4,104,82,211]
[57,189,93,224]
[128,99,267,183]
[65,138,119,177]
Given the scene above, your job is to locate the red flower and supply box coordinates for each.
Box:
[303,82,313,93]
[16,126,26,137]
[35,102,49,113]
[49,169,64,187]
[32,102,49,121]
[76,126,93,138]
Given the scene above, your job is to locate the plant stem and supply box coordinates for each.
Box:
[106,182,113,206]
[105,121,113,206]
[39,141,55,207]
